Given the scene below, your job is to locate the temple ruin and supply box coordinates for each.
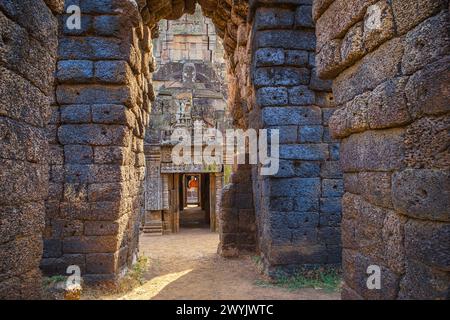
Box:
[0,0,448,300]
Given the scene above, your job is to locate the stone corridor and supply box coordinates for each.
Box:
[0,0,449,300]
[114,229,340,300]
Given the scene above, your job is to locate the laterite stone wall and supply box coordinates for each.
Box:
[314,0,450,299]
[0,0,61,299]
[42,0,151,283]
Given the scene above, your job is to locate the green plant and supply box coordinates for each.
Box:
[43,275,67,287]
[129,256,150,285]
[256,267,342,293]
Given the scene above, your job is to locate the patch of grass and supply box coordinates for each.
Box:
[256,266,342,293]
[43,275,67,287]
[252,255,262,265]
[117,255,150,293]
[224,165,233,185]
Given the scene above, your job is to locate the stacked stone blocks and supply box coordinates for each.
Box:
[314,0,450,299]
[42,0,153,282]
[0,0,61,299]
[250,1,343,274]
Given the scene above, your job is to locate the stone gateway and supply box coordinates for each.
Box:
[0,0,448,300]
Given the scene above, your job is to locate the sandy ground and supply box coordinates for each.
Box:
[113,228,340,300]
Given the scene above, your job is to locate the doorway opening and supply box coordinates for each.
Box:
[180,173,211,229]
[141,5,227,237]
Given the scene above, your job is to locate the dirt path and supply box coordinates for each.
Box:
[112,228,340,300]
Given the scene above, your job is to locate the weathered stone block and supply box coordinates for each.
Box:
[322,179,344,197]
[392,169,450,222]
[86,253,117,274]
[270,177,321,198]
[318,226,340,245]
[0,117,48,163]
[57,60,94,83]
[340,129,405,172]
[298,125,323,143]
[295,5,313,28]
[254,7,294,30]
[94,146,128,165]
[404,116,450,169]
[342,249,400,300]
[359,171,393,209]
[309,68,332,91]
[340,22,365,68]
[64,145,93,164]
[320,197,342,214]
[362,1,395,52]
[382,211,407,274]
[312,0,334,21]
[88,182,124,203]
[0,160,48,206]
[61,105,91,123]
[275,160,321,178]
[392,0,447,35]
[58,37,130,61]
[255,48,285,66]
[0,202,45,245]
[329,92,369,139]
[92,104,133,125]
[270,198,294,212]
[94,61,133,84]
[293,196,319,212]
[320,161,342,179]
[285,50,309,66]
[0,235,43,276]
[268,125,298,144]
[315,0,378,49]
[333,36,405,105]
[399,259,450,300]
[93,15,122,36]
[367,77,411,129]
[316,39,342,79]
[405,57,450,119]
[255,30,316,50]
[280,144,329,161]
[0,66,50,128]
[254,67,310,87]
[401,11,449,75]
[262,106,322,126]
[288,85,315,105]
[63,236,119,254]
[256,87,288,106]
[58,124,129,146]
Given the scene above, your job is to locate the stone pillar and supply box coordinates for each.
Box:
[314,0,450,299]
[219,164,257,256]
[0,0,61,299]
[249,1,343,275]
[42,0,152,283]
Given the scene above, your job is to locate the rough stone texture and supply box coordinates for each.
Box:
[250,3,342,275]
[42,0,149,284]
[315,0,450,299]
[0,0,58,299]
[219,164,257,256]
[42,0,339,284]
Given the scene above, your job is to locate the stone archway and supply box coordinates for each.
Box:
[1,0,344,299]
[39,0,343,286]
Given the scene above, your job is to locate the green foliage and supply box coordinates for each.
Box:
[256,266,342,293]
[43,275,67,287]
[224,165,233,185]
[127,255,150,285]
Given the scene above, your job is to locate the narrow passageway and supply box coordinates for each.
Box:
[115,229,340,300]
